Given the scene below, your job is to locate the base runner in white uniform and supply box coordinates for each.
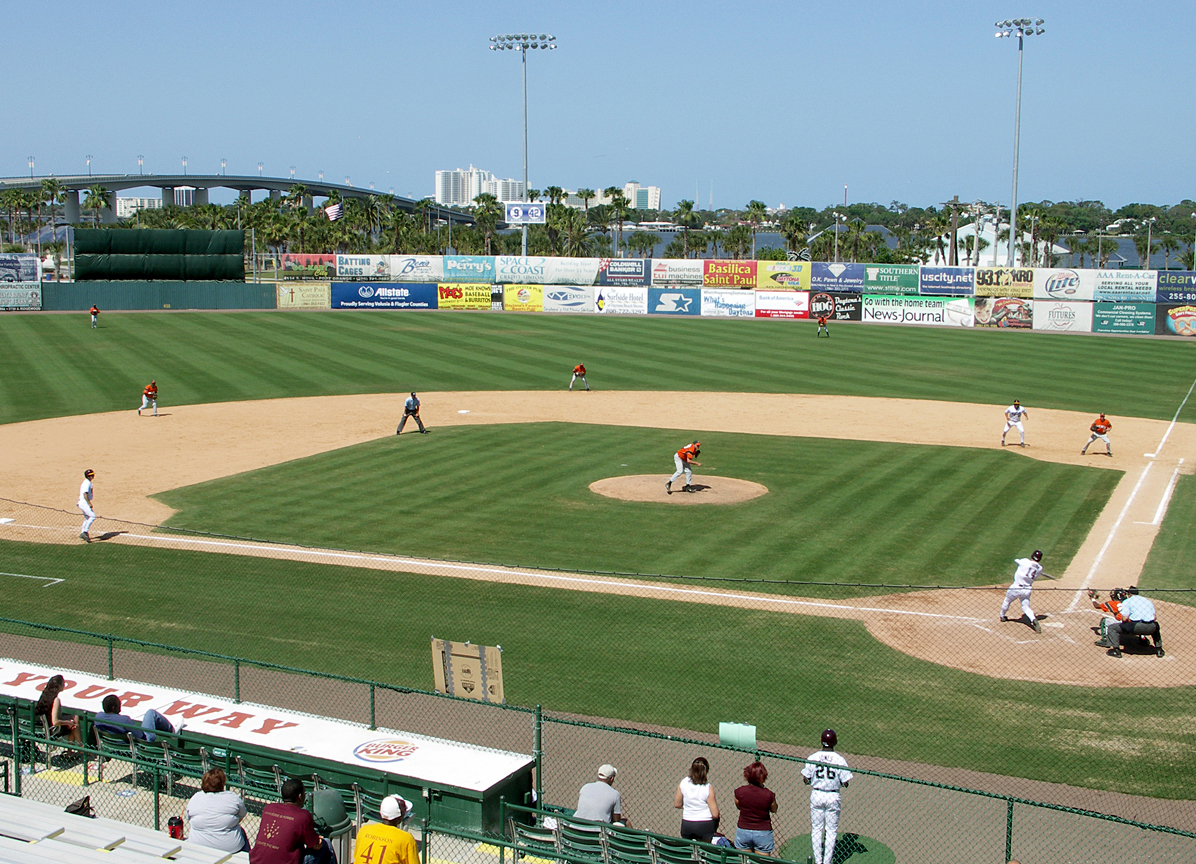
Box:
[1001,400,1028,447]
[802,729,852,864]
[78,469,97,542]
[999,550,1057,632]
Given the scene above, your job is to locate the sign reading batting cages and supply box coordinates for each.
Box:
[864,264,919,295]
[0,283,41,311]
[651,259,703,285]
[974,297,1032,328]
[863,295,974,327]
[919,267,975,296]
[444,256,495,283]
[754,290,809,319]
[756,261,811,290]
[809,291,862,321]
[1093,301,1154,334]
[437,283,492,310]
[1156,271,1196,303]
[648,286,701,315]
[975,267,1033,298]
[810,262,866,292]
[1033,300,1092,333]
[1033,268,1095,301]
[496,256,600,285]
[543,285,595,314]
[503,284,543,312]
[701,288,755,317]
[1157,304,1196,336]
[331,282,438,309]
[704,260,756,287]
[595,285,647,314]
[597,259,650,286]
[1094,270,1156,302]
[337,255,393,280]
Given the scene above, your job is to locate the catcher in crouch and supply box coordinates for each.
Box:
[396,392,428,435]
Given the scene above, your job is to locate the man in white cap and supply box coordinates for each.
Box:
[353,794,419,864]
[575,764,628,826]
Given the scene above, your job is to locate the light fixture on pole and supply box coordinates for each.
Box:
[182,156,188,176]
[319,171,324,182]
[1146,216,1157,268]
[995,17,1045,266]
[489,32,557,257]
[832,211,844,263]
[221,158,226,176]
[257,162,264,177]
[138,155,144,175]
[290,166,296,180]
[86,155,92,177]
[28,157,34,178]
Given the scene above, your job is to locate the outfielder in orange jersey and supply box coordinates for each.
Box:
[569,363,589,391]
[138,380,158,417]
[1081,413,1112,456]
[667,441,702,494]
[816,315,829,337]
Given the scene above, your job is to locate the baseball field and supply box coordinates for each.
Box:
[1,311,1195,803]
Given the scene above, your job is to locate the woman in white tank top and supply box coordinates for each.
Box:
[674,756,720,842]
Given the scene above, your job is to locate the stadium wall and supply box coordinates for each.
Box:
[41,281,277,310]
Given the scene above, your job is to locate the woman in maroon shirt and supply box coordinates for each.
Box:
[733,761,778,855]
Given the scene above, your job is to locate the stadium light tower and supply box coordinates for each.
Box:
[995,17,1045,266]
[489,32,557,256]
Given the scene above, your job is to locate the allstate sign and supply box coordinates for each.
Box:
[331,282,439,309]
[648,287,700,315]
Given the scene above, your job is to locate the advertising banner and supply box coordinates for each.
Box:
[1032,300,1093,333]
[0,283,41,311]
[701,289,755,317]
[490,286,505,311]
[704,260,757,287]
[543,285,595,314]
[391,256,445,282]
[504,284,544,312]
[437,283,492,310]
[444,256,495,283]
[754,290,809,319]
[648,286,701,315]
[495,256,601,285]
[809,291,862,321]
[1094,270,1157,302]
[1154,271,1196,304]
[864,264,919,295]
[280,253,335,279]
[919,267,975,296]
[975,267,1033,297]
[336,255,393,280]
[1156,304,1196,337]
[1093,301,1155,334]
[974,297,1032,328]
[756,261,812,290]
[1033,268,1095,302]
[810,262,866,292]
[597,259,650,286]
[650,259,704,285]
[863,295,974,327]
[331,282,438,309]
[276,282,331,309]
[504,202,546,224]
[0,253,40,282]
[595,285,647,314]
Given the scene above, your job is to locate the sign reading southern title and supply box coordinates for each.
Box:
[331,282,438,309]
[504,203,546,224]
[864,264,919,295]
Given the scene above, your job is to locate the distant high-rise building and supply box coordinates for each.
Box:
[560,183,662,210]
[434,166,526,206]
[115,197,163,219]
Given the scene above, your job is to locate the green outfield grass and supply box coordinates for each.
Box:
[1,311,1195,425]
[1139,473,1196,607]
[0,538,1190,799]
[155,423,1119,593]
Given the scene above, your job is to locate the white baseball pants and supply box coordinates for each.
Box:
[1003,420,1025,443]
[669,454,692,486]
[810,791,842,864]
[1001,587,1035,621]
[1082,433,1110,454]
[79,501,96,535]
[569,373,588,390]
[140,395,157,414]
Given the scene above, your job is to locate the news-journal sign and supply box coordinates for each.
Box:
[444,256,495,283]
[756,261,811,290]
[919,267,974,296]
[1033,268,1095,302]
[503,284,543,312]
[1156,272,1196,303]
[1157,305,1196,336]
[495,256,601,285]
[504,203,546,224]
[704,260,756,287]
[1094,270,1156,302]
[809,292,862,321]
[651,259,703,285]
[975,267,1033,298]
[1093,301,1154,334]
[0,283,41,311]
[595,286,647,314]
[863,295,974,327]
[597,259,650,286]
[864,264,919,295]
[810,262,865,292]
[648,287,701,315]
[754,290,809,319]
[974,297,1032,329]
[1032,300,1093,333]
[331,283,438,309]
[437,283,492,310]
[543,286,595,314]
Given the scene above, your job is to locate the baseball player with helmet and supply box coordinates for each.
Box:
[78,469,98,542]
[138,380,158,416]
[89,305,100,329]
[569,363,590,391]
[999,550,1057,632]
[667,441,701,494]
[1081,413,1112,456]
[802,729,852,864]
[816,315,830,338]
[1087,587,1128,643]
[1001,400,1028,447]
[396,392,429,435]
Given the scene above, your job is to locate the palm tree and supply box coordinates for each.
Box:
[725,224,751,259]
[1133,231,1157,269]
[745,200,767,257]
[527,189,542,202]
[560,208,591,257]
[41,177,64,242]
[1160,235,1181,270]
[603,187,632,257]
[779,211,811,258]
[576,188,595,212]
[472,192,503,255]
[47,239,66,281]
[83,185,109,226]
[544,186,565,205]
[673,199,701,258]
[625,231,660,258]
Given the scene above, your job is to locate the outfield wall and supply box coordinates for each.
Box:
[40,281,277,310]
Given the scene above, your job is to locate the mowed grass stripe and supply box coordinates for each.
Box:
[157,423,1119,592]
[1137,473,1196,606]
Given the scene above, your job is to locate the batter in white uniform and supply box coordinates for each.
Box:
[999,550,1056,632]
[78,469,97,543]
[802,729,852,864]
[1001,400,1028,446]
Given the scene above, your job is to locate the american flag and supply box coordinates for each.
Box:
[324,203,343,222]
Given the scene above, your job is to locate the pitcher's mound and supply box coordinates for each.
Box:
[590,475,769,504]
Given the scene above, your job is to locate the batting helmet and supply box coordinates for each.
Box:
[83,469,94,479]
[1031,550,1043,561]
[1111,588,1128,602]
[821,729,837,749]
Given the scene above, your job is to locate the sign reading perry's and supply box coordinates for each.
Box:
[331,283,438,309]
[444,256,495,282]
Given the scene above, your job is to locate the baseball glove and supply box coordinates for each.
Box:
[1087,589,1098,599]
[1091,424,1101,433]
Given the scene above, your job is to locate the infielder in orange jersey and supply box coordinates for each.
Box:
[667,441,701,494]
[138,380,158,416]
[569,363,589,391]
[816,315,829,337]
[1081,413,1112,456]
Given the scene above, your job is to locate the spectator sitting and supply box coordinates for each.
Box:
[733,761,778,856]
[674,756,719,843]
[35,674,80,743]
[93,694,177,743]
[250,777,335,864]
[187,768,251,854]
[575,763,628,827]
[1097,587,1163,658]
[353,794,419,864]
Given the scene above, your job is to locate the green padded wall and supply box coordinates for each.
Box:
[74,229,244,281]
[41,281,276,310]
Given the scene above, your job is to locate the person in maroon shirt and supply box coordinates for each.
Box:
[733,761,778,856]
[249,778,334,864]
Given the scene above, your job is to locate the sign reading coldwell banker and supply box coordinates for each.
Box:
[543,285,595,313]
[754,290,809,319]
[1032,300,1093,333]
[1094,270,1156,302]
[648,287,701,315]
[444,256,495,283]
[331,283,438,309]
[1093,301,1154,334]
[810,262,865,291]
[704,260,756,287]
[809,292,862,321]
[701,289,755,317]
[863,295,974,327]
[1033,268,1095,301]
[597,259,650,286]
[756,261,811,290]
[1155,272,1196,303]
[864,264,919,295]
[495,257,600,285]
[651,259,703,285]
[919,267,975,296]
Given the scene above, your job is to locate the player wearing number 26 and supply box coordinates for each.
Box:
[802,729,852,864]
[354,795,419,864]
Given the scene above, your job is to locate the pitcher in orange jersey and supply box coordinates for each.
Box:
[667,441,702,494]
[569,363,589,391]
[1081,413,1112,456]
[139,380,158,417]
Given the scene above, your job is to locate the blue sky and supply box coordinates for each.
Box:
[4,0,1193,211]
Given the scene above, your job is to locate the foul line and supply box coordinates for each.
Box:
[120,532,983,623]
[1066,463,1153,612]
[1146,372,1196,457]
[1135,459,1185,526]
[0,572,64,588]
